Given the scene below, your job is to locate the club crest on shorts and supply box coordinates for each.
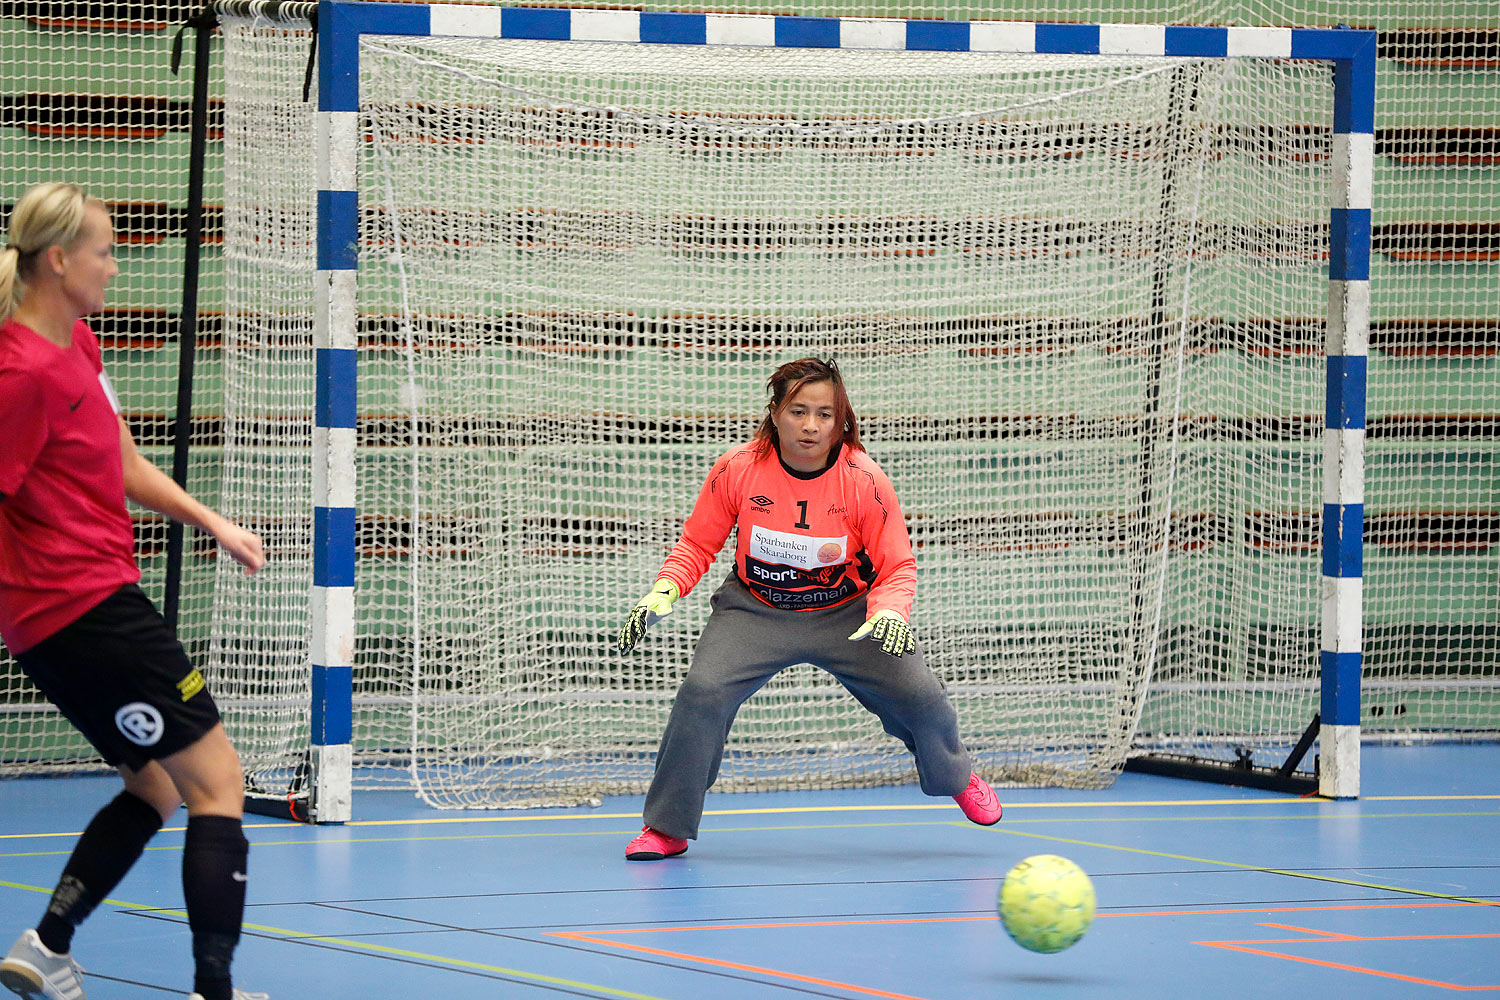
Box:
[114,702,165,747]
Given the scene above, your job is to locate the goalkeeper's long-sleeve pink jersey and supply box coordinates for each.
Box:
[657,441,916,620]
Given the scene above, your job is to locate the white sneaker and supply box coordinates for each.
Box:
[187,991,268,1000]
[0,930,86,1000]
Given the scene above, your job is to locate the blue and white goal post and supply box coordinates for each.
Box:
[299,1,1373,820]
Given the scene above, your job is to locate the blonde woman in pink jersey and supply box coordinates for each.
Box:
[616,357,1001,860]
[0,184,266,1000]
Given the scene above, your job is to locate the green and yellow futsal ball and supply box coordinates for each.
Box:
[997,854,1096,953]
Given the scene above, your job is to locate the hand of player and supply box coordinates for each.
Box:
[617,579,679,653]
[213,520,266,575]
[848,609,916,657]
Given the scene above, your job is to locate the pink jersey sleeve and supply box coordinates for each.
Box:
[851,453,917,621]
[656,446,750,598]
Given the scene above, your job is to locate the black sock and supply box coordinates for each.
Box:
[182,815,249,1000]
[36,791,163,954]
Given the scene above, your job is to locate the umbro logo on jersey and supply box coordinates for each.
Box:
[749,495,773,507]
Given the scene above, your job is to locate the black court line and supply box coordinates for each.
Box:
[216,861,1500,912]
[221,860,1500,901]
[76,972,179,995]
[125,889,1492,940]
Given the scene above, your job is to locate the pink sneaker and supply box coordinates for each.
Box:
[625,825,688,861]
[953,772,1002,826]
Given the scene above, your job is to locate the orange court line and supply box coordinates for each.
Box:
[561,915,990,934]
[550,930,932,1000]
[560,899,1492,939]
[1257,922,1357,939]
[1200,941,1500,992]
[551,900,1498,997]
[1107,901,1491,919]
[1214,932,1500,946]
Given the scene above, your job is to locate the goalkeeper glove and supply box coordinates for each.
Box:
[617,579,680,653]
[848,608,916,657]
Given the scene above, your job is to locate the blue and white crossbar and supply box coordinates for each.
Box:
[309,1,1374,817]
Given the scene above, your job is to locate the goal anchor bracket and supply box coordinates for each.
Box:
[1123,713,1322,795]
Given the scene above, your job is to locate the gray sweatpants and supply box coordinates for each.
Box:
[642,573,974,840]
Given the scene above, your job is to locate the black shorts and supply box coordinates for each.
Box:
[16,584,222,771]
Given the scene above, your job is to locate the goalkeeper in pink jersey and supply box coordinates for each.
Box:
[616,357,1002,861]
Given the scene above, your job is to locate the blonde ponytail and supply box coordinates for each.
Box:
[1,182,91,323]
[0,245,21,325]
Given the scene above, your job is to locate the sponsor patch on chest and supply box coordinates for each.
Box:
[748,524,847,570]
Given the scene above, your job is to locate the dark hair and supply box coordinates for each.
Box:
[752,356,862,455]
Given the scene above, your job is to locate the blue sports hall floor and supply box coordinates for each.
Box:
[2,744,1497,999]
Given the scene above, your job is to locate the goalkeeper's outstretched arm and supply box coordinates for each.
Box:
[845,455,917,657]
[617,447,742,653]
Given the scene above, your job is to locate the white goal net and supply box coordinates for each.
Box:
[214,16,1334,807]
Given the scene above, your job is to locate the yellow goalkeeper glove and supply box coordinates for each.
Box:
[617,579,680,653]
[848,608,916,657]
